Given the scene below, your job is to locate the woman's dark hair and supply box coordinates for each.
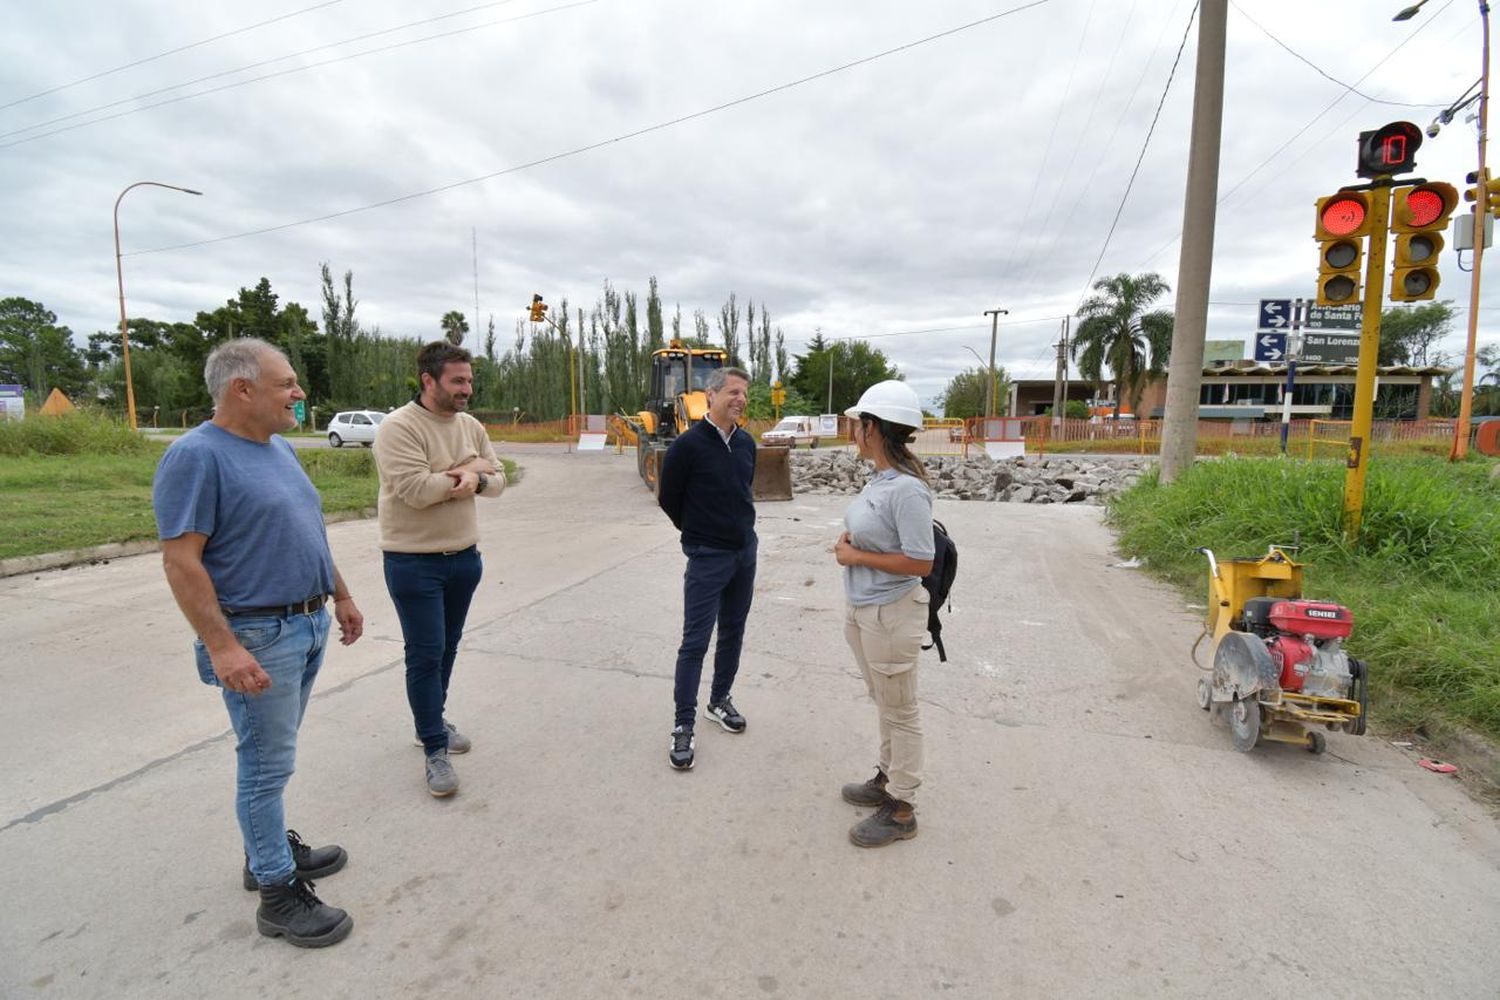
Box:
[858,413,930,485]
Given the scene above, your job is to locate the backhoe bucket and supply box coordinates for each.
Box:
[752,446,794,501]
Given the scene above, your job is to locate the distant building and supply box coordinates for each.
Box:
[1134,361,1453,421]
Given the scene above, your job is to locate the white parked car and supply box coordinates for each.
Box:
[326,410,385,447]
[760,415,820,448]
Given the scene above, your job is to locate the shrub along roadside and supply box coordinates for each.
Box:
[0,440,519,562]
[1107,455,1500,745]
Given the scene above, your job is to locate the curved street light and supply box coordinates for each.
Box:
[1395,1,1490,458]
[114,181,202,430]
[962,345,1001,419]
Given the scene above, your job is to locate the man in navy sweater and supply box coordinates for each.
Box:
[657,366,757,770]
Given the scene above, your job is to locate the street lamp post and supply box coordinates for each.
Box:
[1396,1,1489,458]
[114,181,202,430]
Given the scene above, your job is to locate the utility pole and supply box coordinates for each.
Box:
[827,343,836,412]
[983,308,1008,419]
[1159,0,1227,482]
[1279,299,1303,455]
[1051,315,1070,428]
[1452,1,1491,460]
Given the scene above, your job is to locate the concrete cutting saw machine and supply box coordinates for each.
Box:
[1194,545,1368,754]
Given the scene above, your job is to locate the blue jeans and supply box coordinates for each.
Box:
[383,547,484,754]
[673,538,757,728]
[194,608,330,886]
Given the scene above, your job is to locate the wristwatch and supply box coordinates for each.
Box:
[476,472,488,495]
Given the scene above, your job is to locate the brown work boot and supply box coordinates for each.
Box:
[849,799,918,848]
[841,769,892,807]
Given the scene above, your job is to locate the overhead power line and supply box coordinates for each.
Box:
[1229,0,1449,109]
[126,0,1054,257]
[0,0,584,149]
[1133,0,1459,270]
[1072,0,1198,308]
[0,0,349,113]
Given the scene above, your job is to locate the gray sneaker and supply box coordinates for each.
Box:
[425,750,459,797]
[411,721,471,754]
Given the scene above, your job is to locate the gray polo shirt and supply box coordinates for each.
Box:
[842,468,935,606]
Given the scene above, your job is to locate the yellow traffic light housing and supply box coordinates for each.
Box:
[528,293,548,323]
[1314,192,1372,306]
[1390,181,1455,302]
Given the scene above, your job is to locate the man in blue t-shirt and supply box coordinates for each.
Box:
[656,366,757,771]
[153,338,365,949]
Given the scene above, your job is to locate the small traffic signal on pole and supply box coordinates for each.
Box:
[528,293,548,323]
[1464,168,1500,217]
[1314,191,1372,305]
[1390,181,1456,301]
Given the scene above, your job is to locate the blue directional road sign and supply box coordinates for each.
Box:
[1258,298,1293,331]
[1254,332,1288,362]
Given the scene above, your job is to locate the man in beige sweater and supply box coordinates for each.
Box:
[373,342,505,798]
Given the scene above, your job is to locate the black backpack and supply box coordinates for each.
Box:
[921,520,957,661]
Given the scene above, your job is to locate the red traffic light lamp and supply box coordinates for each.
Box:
[1314,191,1374,305]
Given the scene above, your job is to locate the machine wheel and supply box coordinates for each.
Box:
[1229,696,1261,752]
[643,443,668,495]
[1196,677,1212,712]
[1349,659,1369,736]
[1306,730,1327,754]
[328,432,343,448]
[635,429,652,487]
[809,437,819,449]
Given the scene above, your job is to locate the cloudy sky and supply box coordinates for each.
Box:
[2,0,1496,409]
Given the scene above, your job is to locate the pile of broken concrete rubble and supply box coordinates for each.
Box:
[788,451,1150,504]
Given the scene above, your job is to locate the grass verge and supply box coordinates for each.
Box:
[0,441,519,561]
[1106,455,1500,746]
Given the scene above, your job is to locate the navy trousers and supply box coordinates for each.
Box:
[673,538,757,728]
[383,546,483,754]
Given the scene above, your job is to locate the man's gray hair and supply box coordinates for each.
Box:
[204,337,284,402]
[705,366,750,392]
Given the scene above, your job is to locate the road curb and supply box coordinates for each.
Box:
[0,508,377,580]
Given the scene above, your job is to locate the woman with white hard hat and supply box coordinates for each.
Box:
[833,379,934,848]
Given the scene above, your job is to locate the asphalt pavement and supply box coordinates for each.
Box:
[2,450,1497,998]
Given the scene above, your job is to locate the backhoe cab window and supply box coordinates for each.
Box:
[689,355,722,391]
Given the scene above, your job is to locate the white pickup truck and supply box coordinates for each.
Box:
[760,415,821,448]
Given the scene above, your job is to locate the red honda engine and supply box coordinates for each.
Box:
[1244,598,1355,695]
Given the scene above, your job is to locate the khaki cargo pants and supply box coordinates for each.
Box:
[843,585,928,805]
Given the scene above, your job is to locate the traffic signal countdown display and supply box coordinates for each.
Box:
[1314,192,1371,305]
[1390,182,1456,302]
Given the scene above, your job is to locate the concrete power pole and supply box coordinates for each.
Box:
[1158,0,1227,483]
[983,308,1008,418]
[1051,315,1070,427]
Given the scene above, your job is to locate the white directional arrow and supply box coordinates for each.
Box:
[1258,335,1284,361]
[1265,313,1288,328]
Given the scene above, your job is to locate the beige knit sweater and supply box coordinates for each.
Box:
[372,401,504,553]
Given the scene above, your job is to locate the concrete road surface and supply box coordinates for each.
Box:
[3,450,1498,998]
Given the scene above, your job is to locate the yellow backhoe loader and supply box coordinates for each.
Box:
[608,342,792,501]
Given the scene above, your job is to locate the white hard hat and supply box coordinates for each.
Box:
[844,380,922,430]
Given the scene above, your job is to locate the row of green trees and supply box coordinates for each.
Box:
[7,266,1490,426]
[0,270,909,424]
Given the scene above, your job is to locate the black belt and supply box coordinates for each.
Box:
[223,595,327,618]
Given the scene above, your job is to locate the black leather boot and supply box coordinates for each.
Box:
[841,769,891,807]
[256,877,353,948]
[243,829,348,890]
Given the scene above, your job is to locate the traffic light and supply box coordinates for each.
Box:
[1314,191,1372,306]
[1390,181,1456,302]
[1464,168,1500,217]
[528,293,548,323]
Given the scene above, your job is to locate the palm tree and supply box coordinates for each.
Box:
[440,310,469,347]
[1071,272,1174,419]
